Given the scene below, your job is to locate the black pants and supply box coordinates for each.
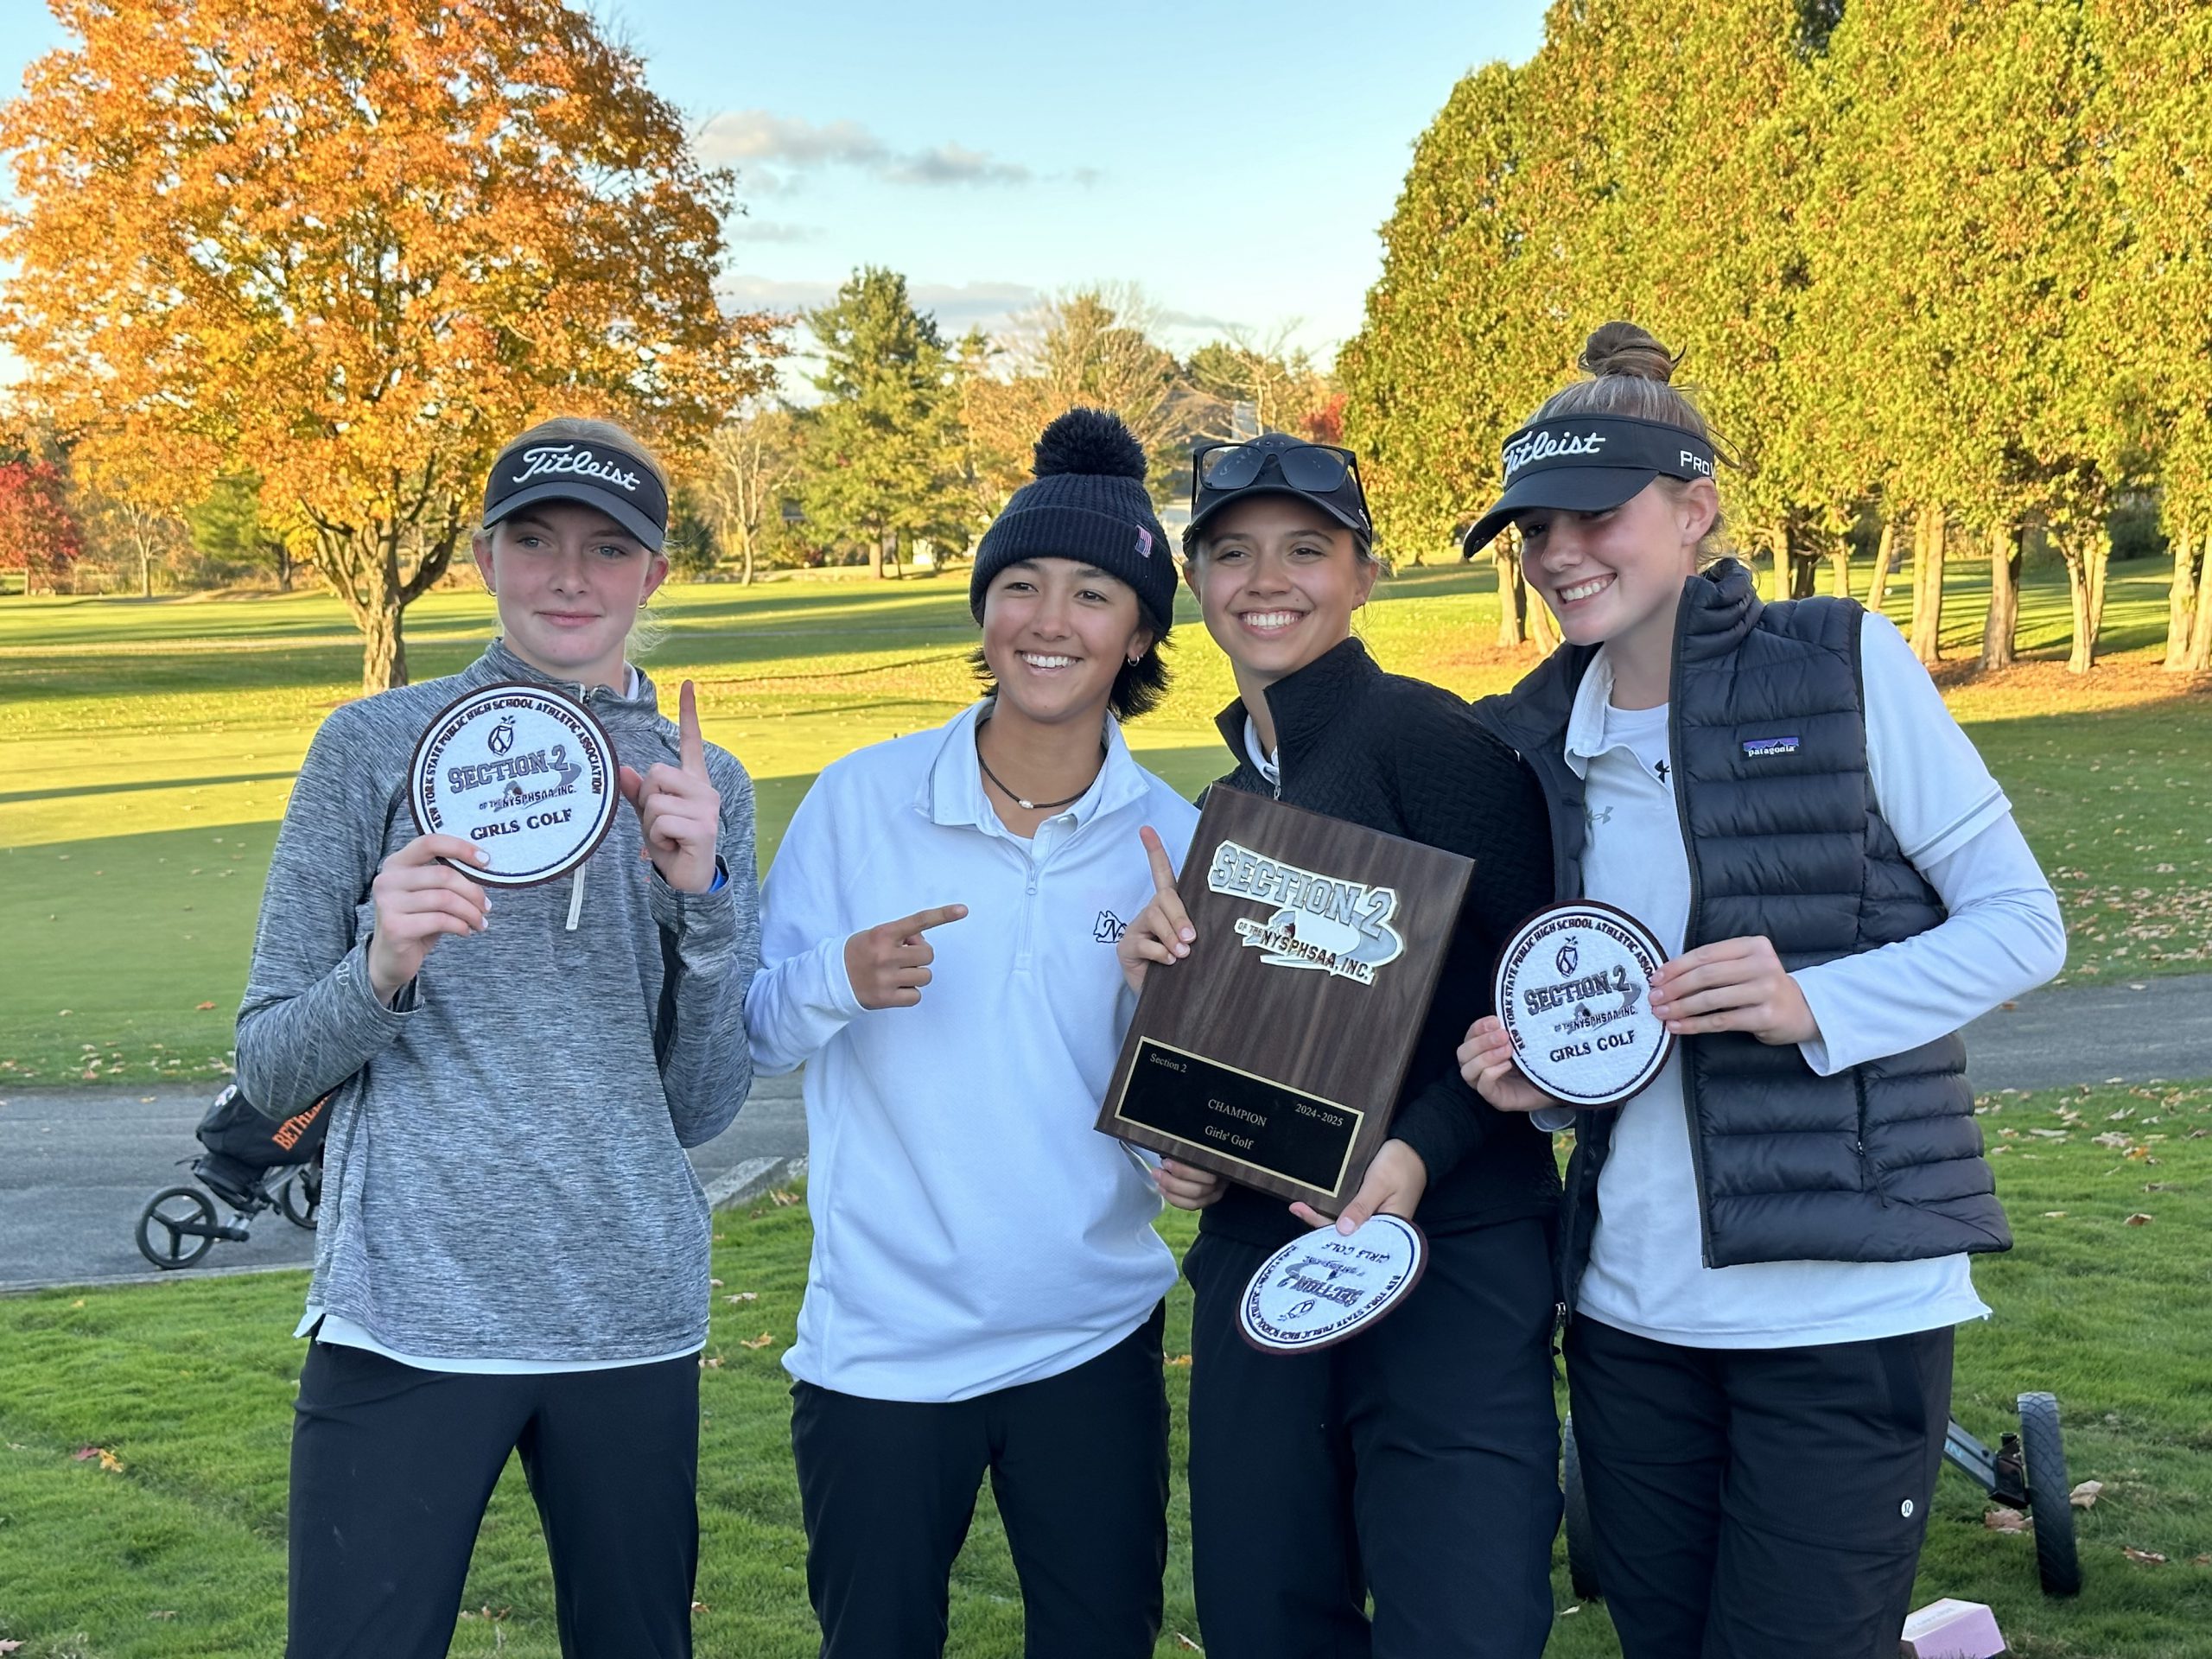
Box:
[1184,1219,1562,1659]
[790,1304,1169,1659]
[287,1341,700,1659]
[1566,1315,1955,1659]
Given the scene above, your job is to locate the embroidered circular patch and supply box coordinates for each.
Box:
[408,683,618,887]
[1493,902,1674,1107]
[1237,1214,1427,1354]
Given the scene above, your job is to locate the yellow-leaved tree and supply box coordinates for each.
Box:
[0,0,776,690]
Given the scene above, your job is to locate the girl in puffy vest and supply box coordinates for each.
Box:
[237,416,759,1659]
[1118,433,1562,1659]
[1458,322,2065,1659]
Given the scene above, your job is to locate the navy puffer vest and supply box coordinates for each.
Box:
[1476,561,2012,1288]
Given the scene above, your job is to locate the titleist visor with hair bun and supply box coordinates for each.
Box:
[482,436,670,552]
[1460,415,1716,556]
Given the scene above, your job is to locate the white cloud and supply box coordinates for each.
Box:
[727,218,823,245]
[696,110,1033,191]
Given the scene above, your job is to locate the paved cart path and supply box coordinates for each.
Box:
[3,973,2209,1294]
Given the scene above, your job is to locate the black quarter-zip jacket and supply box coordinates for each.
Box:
[1198,637,1564,1250]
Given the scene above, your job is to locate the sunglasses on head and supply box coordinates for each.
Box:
[1194,441,1365,498]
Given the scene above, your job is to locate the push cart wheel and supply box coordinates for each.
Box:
[277,1168,319,1230]
[135,1186,218,1270]
[1562,1414,1603,1601]
[2018,1391,2082,1597]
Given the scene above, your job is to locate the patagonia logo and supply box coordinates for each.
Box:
[1742,735,1800,758]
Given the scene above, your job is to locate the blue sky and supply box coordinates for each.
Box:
[1,1,1545,371]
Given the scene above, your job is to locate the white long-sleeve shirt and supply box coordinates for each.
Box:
[1567,615,2066,1347]
[746,701,1199,1402]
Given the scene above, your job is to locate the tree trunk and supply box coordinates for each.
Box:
[2165,525,2198,671]
[868,532,887,580]
[2188,542,2212,671]
[740,533,756,586]
[1829,537,1851,601]
[1529,588,1560,654]
[1980,525,2020,671]
[139,548,153,599]
[1496,543,1528,648]
[1866,521,1897,613]
[1908,507,1945,664]
[360,599,406,693]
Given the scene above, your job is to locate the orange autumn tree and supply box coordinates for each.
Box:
[0,0,774,690]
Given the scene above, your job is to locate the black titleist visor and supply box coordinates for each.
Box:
[1461,415,1715,556]
[483,437,670,552]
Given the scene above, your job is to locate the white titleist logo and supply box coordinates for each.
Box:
[512,445,643,493]
[1503,429,1606,479]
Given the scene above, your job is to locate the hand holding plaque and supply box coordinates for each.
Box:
[1096,788,1472,1213]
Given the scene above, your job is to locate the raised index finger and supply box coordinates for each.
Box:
[677,680,705,778]
[1140,825,1179,896]
[887,903,968,939]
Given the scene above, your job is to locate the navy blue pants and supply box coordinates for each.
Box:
[1184,1218,1563,1659]
[790,1304,1169,1659]
[1566,1315,1953,1659]
[287,1341,700,1659]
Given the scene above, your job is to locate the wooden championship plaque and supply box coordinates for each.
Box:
[1095,787,1472,1212]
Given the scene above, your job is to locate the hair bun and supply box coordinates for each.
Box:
[1579,321,1677,385]
[1032,407,1147,480]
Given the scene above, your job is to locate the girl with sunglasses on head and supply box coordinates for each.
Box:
[236,416,760,1659]
[1118,432,1563,1659]
[1457,322,2066,1658]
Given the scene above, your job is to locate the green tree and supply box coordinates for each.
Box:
[186,473,308,591]
[802,268,971,578]
[2091,0,2212,671]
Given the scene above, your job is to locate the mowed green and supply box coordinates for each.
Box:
[3,1082,2212,1657]
[2,552,2204,1086]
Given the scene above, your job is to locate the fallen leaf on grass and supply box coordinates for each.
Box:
[2093,1132,2134,1148]
[2192,1554,2212,1567]
[1,1639,23,1653]
[709,1278,723,1287]
[2070,1480,2104,1508]
[740,1332,775,1351]
[691,1601,709,1613]
[1173,1636,1205,1652]
[698,1355,723,1370]
[73,1445,123,1473]
[147,1611,176,1619]
[194,1001,216,1011]
[2126,1213,2154,1225]
[1985,1507,2029,1532]
[2125,1547,2169,1565]
[724,1292,758,1304]
[1166,1353,1192,1368]
[768,1189,800,1207]
[2042,1211,2068,1219]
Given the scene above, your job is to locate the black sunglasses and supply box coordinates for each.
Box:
[1194,441,1365,498]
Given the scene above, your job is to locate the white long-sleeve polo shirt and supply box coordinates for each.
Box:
[745,700,1200,1403]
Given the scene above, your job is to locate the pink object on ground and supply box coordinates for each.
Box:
[1899,1598,2005,1658]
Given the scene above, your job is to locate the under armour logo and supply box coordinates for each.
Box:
[1586,805,1615,828]
[1653,760,1670,782]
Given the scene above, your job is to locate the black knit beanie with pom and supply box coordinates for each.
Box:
[969,408,1176,637]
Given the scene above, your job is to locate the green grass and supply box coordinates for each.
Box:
[5,1080,2212,1656]
[1,552,2205,1085]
